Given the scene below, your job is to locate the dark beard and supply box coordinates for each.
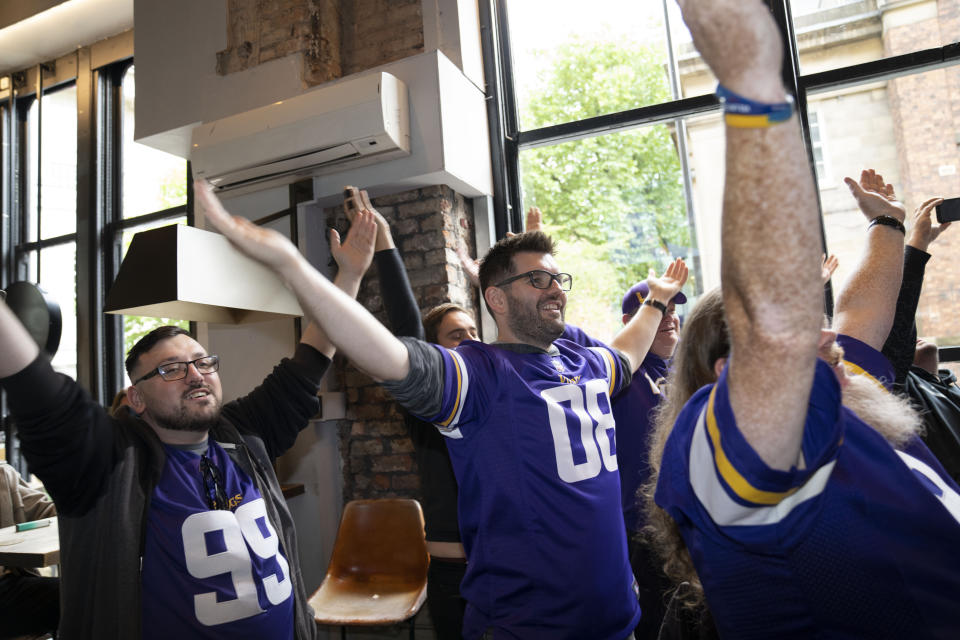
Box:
[505,289,565,346]
[148,396,223,433]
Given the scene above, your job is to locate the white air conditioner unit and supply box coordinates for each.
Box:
[191,72,409,192]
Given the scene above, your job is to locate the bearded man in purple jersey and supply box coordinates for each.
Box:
[0,208,378,639]
[194,177,688,638]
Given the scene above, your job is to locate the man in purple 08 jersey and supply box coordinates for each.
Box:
[0,205,379,639]
[645,1,960,638]
[195,183,688,637]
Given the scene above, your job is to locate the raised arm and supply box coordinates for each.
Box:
[833,170,908,349]
[881,196,950,383]
[195,180,410,381]
[680,0,823,470]
[610,258,687,372]
[296,206,377,358]
[344,186,424,340]
[0,300,41,378]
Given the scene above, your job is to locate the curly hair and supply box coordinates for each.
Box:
[642,287,729,610]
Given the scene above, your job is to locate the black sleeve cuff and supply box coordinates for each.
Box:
[375,248,425,340]
[287,342,332,388]
[904,244,931,271]
[1,354,68,420]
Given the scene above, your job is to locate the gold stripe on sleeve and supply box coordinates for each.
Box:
[704,386,799,506]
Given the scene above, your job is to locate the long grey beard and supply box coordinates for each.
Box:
[841,371,924,447]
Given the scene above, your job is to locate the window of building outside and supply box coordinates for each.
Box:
[501,0,960,377]
[118,64,189,384]
[808,111,829,184]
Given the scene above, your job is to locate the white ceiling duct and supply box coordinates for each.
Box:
[104,224,302,324]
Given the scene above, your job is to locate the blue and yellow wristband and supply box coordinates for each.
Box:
[717,84,794,128]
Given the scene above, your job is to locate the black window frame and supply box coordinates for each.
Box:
[0,51,191,470]
[480,0,960,359]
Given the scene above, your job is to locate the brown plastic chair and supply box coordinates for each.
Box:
[309,499,429,639]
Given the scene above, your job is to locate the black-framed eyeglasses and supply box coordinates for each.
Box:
[200,454,229,511]
[132,355,220,385]
[494,270,573,292]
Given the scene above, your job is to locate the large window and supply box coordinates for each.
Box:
[487,0,960,372]
[1,46,189,469]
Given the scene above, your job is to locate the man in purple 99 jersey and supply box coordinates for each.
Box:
[194,177,687,638]
[0,207,379,638]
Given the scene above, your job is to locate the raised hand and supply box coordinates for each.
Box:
[821,253,839,285]
[456,244,481,288]
[677,0,785,103]
[330,209,377,279]
[907,196,951,252]
[195,179,303,273]
[526,207,543,232]
[343,185,394,251]
[843,169,907,223]
[646,257,689,303]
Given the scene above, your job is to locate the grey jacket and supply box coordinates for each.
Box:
[1,344,328,639]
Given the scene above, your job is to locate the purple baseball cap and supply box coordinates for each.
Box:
[621,281,687,316]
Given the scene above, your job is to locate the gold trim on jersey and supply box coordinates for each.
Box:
[705,386,799,505]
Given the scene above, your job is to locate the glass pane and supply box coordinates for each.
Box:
[25,99,39,244]
[39,84,77,239]
[119,217,189,382]
[506,0,713,131]
[668,0,717,100]
[792,0,950,75]
[518,119,710,341]
[121,65,187,219]
[809,65,960,374]
[38,242,77,379]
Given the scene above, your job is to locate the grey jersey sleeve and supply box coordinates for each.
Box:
[380,336,445,418]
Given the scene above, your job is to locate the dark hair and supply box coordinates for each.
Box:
[423,303,470,344]
[478,231,557,296]
[125,325,190,377]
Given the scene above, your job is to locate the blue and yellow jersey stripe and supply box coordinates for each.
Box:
[588,347,619,398]
[841,359,888,393]
[704,386,800,506]
[436,348,468,429]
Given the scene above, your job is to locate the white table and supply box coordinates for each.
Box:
[0,517,59,568]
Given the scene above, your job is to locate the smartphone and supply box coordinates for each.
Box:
[936,197,960,223]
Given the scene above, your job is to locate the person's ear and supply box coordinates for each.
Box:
[126,384,147,414]
[484,286,507,316]
[713,357,727,380]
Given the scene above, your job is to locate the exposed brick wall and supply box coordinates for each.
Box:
[216,0,423,86]
[339,0,424,77]
[884,3,960,345]
[323,186,478,503]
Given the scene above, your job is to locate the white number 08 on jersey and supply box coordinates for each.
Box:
[543,378,618,483]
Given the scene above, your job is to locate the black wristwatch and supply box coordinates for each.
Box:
[869,215,905,235]
[643,298,668,314]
